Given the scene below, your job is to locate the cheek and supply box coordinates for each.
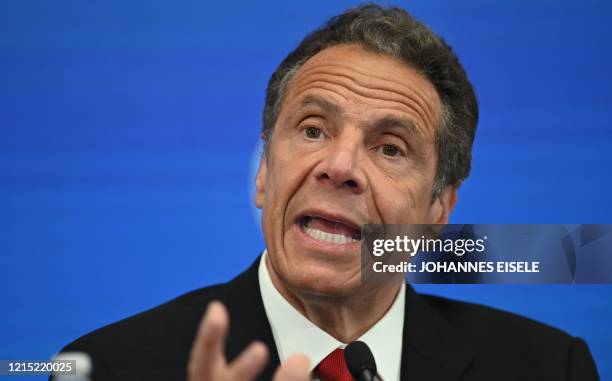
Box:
[263,150,319,224]
[370,179,433,224]
[266,161,296,198]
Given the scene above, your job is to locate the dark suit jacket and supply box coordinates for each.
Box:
[56,256,599,380]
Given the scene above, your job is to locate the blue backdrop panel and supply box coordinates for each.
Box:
[1,1,611,379]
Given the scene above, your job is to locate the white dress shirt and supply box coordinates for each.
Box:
[258,251,405,381]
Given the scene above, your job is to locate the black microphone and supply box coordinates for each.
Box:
[344,341,384,381]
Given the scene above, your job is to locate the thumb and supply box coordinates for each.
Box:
[272,353,310,381]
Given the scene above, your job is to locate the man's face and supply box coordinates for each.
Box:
[255,44,457,298]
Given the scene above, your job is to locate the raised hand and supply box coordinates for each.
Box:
[188,301,309,381]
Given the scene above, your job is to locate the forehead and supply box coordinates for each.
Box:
[281,44,442,137]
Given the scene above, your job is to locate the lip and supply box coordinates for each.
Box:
[295,208,363,235]
[292,208,363,256]
[293,223,362,256]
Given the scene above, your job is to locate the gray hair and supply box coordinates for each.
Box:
[262,3,478,200]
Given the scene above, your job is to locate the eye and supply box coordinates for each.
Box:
[303,126,323,140]
[381,144,402,157]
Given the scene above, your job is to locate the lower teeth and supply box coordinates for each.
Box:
[302,225,357,244]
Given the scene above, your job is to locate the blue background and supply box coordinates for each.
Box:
[1,0,611,379]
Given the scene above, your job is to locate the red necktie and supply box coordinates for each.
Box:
[315,348,355,381]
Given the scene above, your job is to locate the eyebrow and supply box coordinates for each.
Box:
[295,94,425,143]
[374,116,425,144]
[296,95,342,116]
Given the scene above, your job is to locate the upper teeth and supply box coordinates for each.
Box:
[302,225,357,244]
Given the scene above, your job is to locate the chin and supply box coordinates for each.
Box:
[282,263,360,299]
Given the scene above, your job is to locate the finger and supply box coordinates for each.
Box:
[225,341,269,380]
[188,301,230,380]
[272,353,310,381]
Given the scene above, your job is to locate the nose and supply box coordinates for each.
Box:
[314,131,367,193]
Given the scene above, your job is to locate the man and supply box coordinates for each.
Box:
[55,4,599,380]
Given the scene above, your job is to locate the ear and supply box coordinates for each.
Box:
[428,184,459,225]
[254,154,268,209]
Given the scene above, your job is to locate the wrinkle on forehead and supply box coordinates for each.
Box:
[283,44,442,139]
[296,64,438,127]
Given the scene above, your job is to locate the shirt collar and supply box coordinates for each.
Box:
[258,250,405,381]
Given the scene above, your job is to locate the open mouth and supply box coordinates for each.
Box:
[298,215,362,245]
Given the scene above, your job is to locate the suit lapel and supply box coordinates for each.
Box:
[400,286,474,381]
[220,258,474,381]
[221,256,280,381]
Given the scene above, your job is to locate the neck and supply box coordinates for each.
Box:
[265,256,402,343]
